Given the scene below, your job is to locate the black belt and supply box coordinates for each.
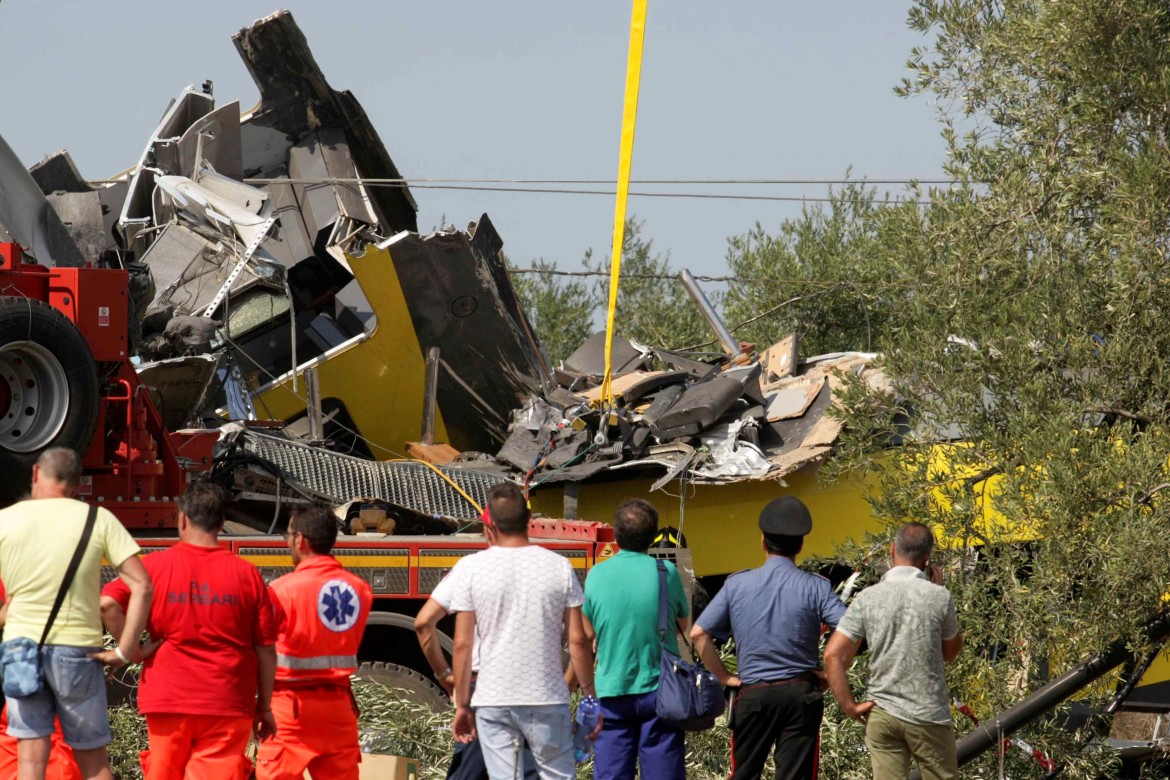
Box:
[740,672,818,691]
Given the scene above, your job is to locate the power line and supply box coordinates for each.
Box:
[239,177,940,205]
[507,266,957,291]
[88,175,955,205]
[242,176,955,186]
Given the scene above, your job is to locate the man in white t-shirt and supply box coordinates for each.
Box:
[448,483,600,780]
[413,508,537,780]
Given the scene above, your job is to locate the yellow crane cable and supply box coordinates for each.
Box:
[600,0,649,405]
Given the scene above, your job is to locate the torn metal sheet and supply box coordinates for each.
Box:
[119,87,216,253]
[232,10,418,233]
[563,331,648,377]
[497,346,886,487]
[137,353,224,431]
[45,192,106,261]
[29,150,92,195]
[263,176,316,268]
[154,174,273,251]
[143,223,271,319]
[694,420,771,480]
[289,129,377,240]
[175,101,244,181]
[0,132,84,265]
[380,216,551,452]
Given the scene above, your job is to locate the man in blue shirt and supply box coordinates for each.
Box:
[691,496,846,780]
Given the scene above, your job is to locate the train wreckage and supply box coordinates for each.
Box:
[0,9,886,561]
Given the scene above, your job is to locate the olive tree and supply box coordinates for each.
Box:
[825,1,1170,775]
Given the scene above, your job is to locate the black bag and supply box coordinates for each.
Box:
[0,505,98,698]
[653,559,724,731]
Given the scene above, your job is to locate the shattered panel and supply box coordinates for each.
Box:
[289,129,376,239]
[232,10,418,233]
[262,176,316,268]
[381,216,550,452]
[0,133,84,265]
[563,331,647,377]
[29,150,92,195]
[45,192,107,261]
[176,101,243,181]
[144,223,239,316]
[119,87,216,252]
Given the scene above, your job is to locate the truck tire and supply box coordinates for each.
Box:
[354,661,449,712]
[0,298,99,455]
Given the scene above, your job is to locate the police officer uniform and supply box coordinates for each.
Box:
[694,496,846,780]
[257,554,373,780]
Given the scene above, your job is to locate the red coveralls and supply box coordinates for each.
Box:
[256,555,372,780]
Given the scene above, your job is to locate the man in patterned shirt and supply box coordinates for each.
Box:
[824,522,963,780]
[448,483,600,779]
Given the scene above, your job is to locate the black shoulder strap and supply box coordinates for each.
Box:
[656,558,670,644]
[39,504,98,648]
[657,557,700,657]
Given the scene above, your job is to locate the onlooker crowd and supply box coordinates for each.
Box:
[0,447,964,780]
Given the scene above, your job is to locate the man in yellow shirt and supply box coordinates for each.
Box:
[0,448,152,780]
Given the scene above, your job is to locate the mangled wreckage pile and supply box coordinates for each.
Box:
[0,9,886,533]
[495,328,890,492]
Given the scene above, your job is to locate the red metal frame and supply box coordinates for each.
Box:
[0,243,211,528]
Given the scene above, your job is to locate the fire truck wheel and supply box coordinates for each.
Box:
[0,298,99,455]
[355,661,450,712]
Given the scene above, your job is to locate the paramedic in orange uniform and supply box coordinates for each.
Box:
[0,582,80,780]
[256,503,373,780]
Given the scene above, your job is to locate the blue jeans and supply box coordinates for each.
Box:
[6,645,111,750]
[446,736,539,780]
[475,705,573,780]
[594,689,685,780]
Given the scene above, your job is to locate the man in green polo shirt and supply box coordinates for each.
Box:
[582,499,689,780]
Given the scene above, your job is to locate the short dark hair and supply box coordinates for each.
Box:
[764,533,803,557]
[36,448,81,487]
[289,503,339,554]
[614,498,658,552]
[895,522,934,566]
[487,482,529,536]
[177,481,226,532]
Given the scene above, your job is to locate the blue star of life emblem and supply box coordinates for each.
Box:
[317,579,360,632]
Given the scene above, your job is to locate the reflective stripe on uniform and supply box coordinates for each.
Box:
[276,653,358,670]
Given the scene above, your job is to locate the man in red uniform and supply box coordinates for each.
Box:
[101,482,277,780]
[256,502,373,780]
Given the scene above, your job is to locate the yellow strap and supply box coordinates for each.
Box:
[600,0,649,405]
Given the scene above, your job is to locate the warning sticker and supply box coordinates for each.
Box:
[78,476,92,496]
[98,307,110,327]
[597,542,617,561]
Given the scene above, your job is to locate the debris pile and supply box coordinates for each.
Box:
[494,331,889,490]
[0,10,542,527]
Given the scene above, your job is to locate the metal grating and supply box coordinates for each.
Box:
[236,431,506,520]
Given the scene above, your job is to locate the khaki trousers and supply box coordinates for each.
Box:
[865,705,957,780]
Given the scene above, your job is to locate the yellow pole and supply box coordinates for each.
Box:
[600,0,648,405]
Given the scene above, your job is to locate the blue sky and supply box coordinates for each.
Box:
[0,0,945,282]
